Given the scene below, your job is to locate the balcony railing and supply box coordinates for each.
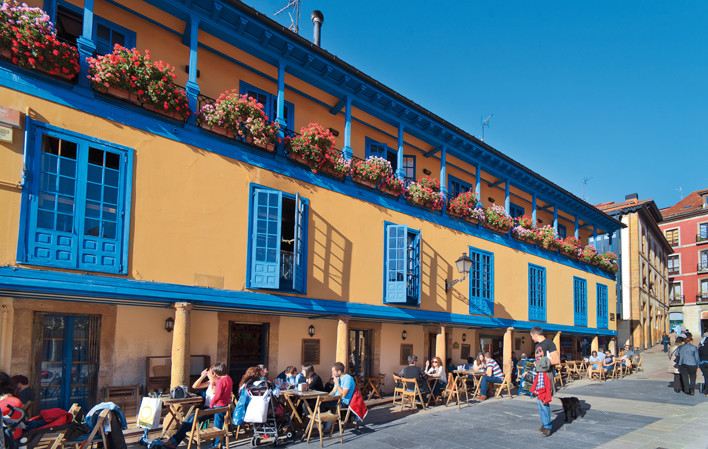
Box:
[698,233,708,244]
[697,293,708,303]
[669,295,684,306]
[698,262,708,273]
[668,267,680,276]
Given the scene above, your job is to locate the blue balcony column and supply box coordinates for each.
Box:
[342,95,352,160]
[76,0,96,89]
[43,0,57,22]
[475,164,482,199]
[574,216,579,239]
[440,146,447,215]
[185,16,201,125]
[531,193,537,224]
[275,61,287,154]
[395,123,404,180]
[553,205,558,233]
[504,180,510,214]
[593,226,598,243]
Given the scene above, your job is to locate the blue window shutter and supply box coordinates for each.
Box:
[26,133,78,268]
[574,277,587,326]
[406,231,421,305]
[366,139,388,159]
[528,264,546,322]
[292,193,307,293]
[385,224,408,303]
[250,189,282,289]
[597,284,608,329]
[469,248,494,315]
[558,224,567,239]
[78,146,124,273]
[93,16,136,55]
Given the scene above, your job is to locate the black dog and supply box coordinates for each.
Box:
[560,396,582,422]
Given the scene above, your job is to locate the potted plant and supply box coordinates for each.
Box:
[536,225,561,251]
[405,176,445,211]
[559,236,581,258]
[380,175,405,197]
[87,45,190,121]
[197,90,278,150]
[351,156,392,188]
[447,191,480,221]
[599,252,619,274]
[579,244,600,265]
[0,1,80,80]
[483,204,514,233]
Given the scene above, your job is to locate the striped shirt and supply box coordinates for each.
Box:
[487,359,504,379]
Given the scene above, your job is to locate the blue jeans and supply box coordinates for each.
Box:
[536,398,551,429]
[169,409,226,446]
[479,375,503,396]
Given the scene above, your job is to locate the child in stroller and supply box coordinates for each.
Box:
[236,380,294,447]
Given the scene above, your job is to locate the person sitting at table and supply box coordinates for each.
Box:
[446,358,456,375]
[398,355,429,400]
[620,345,634,370]
[472,352,487,373]
[285,366,305,387]
[475,352,504,401]
[302,364,324,391]
[603,350,615,372]
[424,356,447,402]
[160,362,232,449]
[258,364,269,380]
[191,365,215,403]
[588,351,602,370]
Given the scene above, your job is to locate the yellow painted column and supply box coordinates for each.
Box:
[335,316,349,366]
[503,327,513,377]
[591,336,599,354]
[170,302,192,389]
[609,339,616,355]
[435,325,446,363]
[553,331,561,356]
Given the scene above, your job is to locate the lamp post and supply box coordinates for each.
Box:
[445,252,473,292]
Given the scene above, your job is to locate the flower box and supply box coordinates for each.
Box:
[448,211,478,224]
[288,151,311,167]
[483,221,511,234]
[199,122,235,139]
[380,185,402,197]
[352,176,378,190]
[143,103,187,121]
[512,233,535,245]
[560,249,579,259]
[407,197,443,211]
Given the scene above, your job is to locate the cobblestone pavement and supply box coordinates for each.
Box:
[132,346,708,449]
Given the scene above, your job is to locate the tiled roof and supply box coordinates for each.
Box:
[595,198,654,214]
[660,189,708,218]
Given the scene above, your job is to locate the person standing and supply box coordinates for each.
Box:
[668,337,685,393]
[677,335,700,395]
[661,332,670,352]
[530,326,560,437]
[699,333,708,395]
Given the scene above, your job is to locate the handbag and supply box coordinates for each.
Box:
[137,397,163,429]
[244,392,270,424]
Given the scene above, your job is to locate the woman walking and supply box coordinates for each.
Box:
[699,334,708,395]
[668,337,684,393]
[677,335,700,395]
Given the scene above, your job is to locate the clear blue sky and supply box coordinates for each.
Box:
[244,0,707,209]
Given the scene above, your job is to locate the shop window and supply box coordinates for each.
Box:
[573,277,587,326]
[528,264,546,322]
[19,122,132,274]
[597,284,608,329]
[469,247,494,316]
[247,186,308,293]
[383,223,421,305]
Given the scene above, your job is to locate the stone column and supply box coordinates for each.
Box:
[435,325,446,363]
[335,316,349,366]
[170,302,193,389]
[503,327,513,378]
[591,336,599,354]
[609,338,617,355]
[553,331,561,355]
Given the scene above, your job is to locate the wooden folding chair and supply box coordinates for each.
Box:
[445,372,469,408]
[553,368,564,389]
[634,355,643,372]
[306,396,343,448]
[392,374,405,406]
[489,376,513,398]
[399,377,427,410]
[587,363,606,381]
[44,404,82,449]
[60,408,109,449]
[185,406,231,449]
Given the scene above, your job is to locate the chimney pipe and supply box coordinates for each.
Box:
[311,10,323,47]
[625,193,638,201]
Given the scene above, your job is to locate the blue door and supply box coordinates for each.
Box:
[38,314,100,411]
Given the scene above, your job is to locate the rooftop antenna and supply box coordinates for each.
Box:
[481,114,493,141]
[274,0,301,34]
[675,186,683,200]
[582,177,592,200]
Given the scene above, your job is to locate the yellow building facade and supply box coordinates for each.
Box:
[0,0,620,410]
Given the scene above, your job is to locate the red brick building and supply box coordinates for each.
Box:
[659,189,708,335]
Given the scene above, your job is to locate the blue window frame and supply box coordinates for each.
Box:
[240,82,294,131]
[509,202,525,219]
[402,155,416,180]
[596,283,608,329]
[468,247,494,315]
[383,222,421,305]
[448,175,472,199]
[55,1,135,54]
[366,137,409,175]
[573,277,588,326]
[528,264,546,321]
[557,224,567,239]
[18,121,133,274]
[247,185,308,293]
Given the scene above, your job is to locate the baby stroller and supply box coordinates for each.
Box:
[243,381,294,447]
[2,405,24,449]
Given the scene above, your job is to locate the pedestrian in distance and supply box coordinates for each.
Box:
[661,332,670,352]
[530,326,560,437]
[677,335,700,395]
[699,333,708,395]
[668,336,685,393]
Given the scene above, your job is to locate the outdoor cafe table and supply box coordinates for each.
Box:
[280,389,329,426]
[447,370,478,406]
[425,377,441,406]
[361,375,384,399]
[159,396,205,438]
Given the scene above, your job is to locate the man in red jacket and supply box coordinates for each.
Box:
[530,327,560,437]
